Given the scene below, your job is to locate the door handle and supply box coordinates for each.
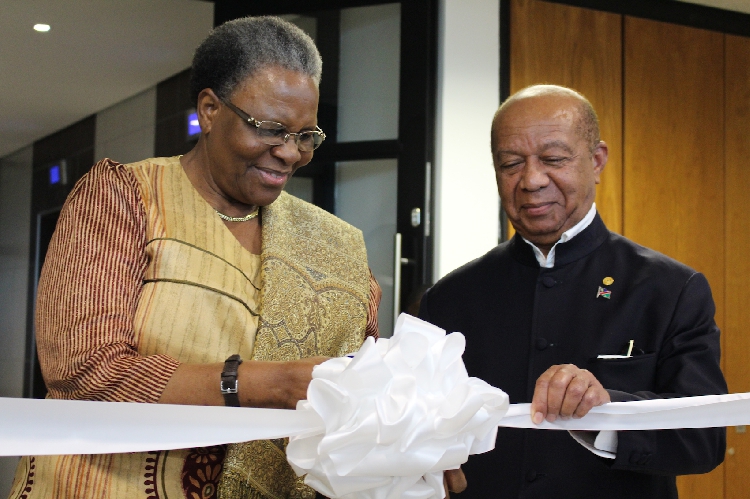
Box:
[394,233,403,327]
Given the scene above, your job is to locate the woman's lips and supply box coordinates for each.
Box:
[254,166,290,187]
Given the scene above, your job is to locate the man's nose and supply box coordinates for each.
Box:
[519,157,549,191]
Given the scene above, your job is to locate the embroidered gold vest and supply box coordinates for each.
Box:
[218,179,372,499]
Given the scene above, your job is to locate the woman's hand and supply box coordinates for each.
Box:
[244,357,329,409]
[158,357,329,409]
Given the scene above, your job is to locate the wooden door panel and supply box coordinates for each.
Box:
[510,3,738,496]
[624,16,725,498]
[509,0,623,234]
[724,32,750,499]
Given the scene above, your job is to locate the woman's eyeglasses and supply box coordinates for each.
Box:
[222,99,326,152]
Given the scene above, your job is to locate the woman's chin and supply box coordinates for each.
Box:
[242,186,286,208]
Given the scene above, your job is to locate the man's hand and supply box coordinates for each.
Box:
[531,364,610,424]
[444,468,467,497]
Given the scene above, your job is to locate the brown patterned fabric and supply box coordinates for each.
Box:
[8,157,379,499]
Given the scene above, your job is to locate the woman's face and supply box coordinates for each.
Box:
[201,65,319,208]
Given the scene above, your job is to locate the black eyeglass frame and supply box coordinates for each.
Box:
[221,99,326,152]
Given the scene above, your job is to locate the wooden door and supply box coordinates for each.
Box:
[623,16,725,498]
[724,33,750,499]
[509,0,623,234]
[509,1,748,497]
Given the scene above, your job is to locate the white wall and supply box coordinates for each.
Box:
[434,0,500,280]
[95,87,156,164]
[0,145,32,495]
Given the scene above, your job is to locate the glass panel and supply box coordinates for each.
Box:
[284,176,314,203]
[335,159,397,337]
[0,147,32,400]
[281,14,317,41]
[338,4,400,142]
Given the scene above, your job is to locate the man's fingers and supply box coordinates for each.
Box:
[540,365,579,422]
[530,367,554,424]
[558,373,590,418]
[531,364,571,423]
[572,374,610,418]
[532,365,610,423]
[445,468,467,493]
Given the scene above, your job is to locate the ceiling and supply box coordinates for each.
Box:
[679,0,750,14]
[0,0,214,158]
[1,0,747,160]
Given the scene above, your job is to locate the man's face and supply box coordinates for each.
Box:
[492,95,607,251]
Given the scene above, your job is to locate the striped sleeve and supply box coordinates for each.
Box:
[35,159,180,403]
[365,269,381,339]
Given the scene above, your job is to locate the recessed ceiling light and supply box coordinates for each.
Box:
[33,24,51,32]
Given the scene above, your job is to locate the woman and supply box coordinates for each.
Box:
[9,16,380,499]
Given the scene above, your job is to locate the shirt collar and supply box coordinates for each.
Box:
[522,203,597,268]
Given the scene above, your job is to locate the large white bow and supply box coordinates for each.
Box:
[286,314,508,498]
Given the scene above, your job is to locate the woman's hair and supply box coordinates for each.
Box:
[189,16,322,103]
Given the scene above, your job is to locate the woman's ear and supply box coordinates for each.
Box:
[196,88,221,135]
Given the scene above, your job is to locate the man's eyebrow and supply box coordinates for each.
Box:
[495,141,576,157]
[495,149,522,156]
[538,140,574,154]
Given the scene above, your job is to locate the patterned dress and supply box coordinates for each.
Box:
[8,157,380,499]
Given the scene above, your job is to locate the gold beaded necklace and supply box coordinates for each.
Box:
[215,207,259,222]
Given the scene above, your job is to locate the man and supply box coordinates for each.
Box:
[420,85,726,498]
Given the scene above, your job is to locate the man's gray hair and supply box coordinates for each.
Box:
[189,16,322,103]
[492,84,601,153]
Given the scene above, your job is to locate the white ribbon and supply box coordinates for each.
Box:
[0,397,321,456]
[1,314,746,499]
[502,393,750,431]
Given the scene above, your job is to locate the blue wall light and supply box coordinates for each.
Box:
[49,164,61,185]
[187,111,201,139]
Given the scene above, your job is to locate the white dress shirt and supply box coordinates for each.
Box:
[522,202,597,268]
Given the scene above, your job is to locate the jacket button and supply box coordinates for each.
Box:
[535,338,549,350]
[541,276,556,287]
[526,470,538,482]
[629,452,643,464]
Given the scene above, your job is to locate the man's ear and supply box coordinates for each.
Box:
[592,140,608,185]
[196,88,222,135]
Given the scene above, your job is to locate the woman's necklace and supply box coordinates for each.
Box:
[215,207,259,222]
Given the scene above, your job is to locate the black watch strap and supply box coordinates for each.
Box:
[220,354,243,407]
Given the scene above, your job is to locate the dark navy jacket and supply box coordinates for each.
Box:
[419,214,726,499]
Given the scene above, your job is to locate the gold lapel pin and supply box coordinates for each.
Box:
[603,277,614,286]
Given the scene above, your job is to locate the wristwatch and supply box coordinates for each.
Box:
[220,354,243,407]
